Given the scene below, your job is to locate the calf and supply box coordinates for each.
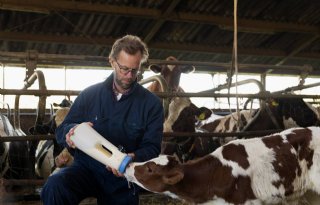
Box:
[125,127,320,205]
[32,102,73,179]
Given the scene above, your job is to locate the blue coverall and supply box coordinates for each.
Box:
[41,73,164,205]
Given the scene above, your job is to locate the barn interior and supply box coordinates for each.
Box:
[1,0,320,204]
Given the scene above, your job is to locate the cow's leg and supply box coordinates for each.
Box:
[309,152,320,193]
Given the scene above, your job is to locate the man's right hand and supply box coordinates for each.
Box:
[66,126,77,148]
[66,122,93,148]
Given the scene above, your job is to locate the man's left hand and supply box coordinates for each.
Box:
[106,153,135,177]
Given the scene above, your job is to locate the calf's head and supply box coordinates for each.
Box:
[164,97,211,133]
[125,155,183,193]
[267,98,320,128]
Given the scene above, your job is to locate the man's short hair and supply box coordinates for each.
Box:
[109,35,149,63]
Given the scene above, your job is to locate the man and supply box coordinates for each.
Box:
[41,35,164,205]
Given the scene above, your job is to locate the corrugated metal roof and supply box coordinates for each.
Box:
[0,0,319,75]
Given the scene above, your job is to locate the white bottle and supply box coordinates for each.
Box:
[70,122,132,173]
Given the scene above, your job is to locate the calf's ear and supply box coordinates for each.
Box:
[162,170,184,185]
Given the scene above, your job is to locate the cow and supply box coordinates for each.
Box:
[125,126,320,205]
[201,98,320,133]
[161,97,214,162]
[147,56,195,93]
[162,97,256,162]
[0,113,13,178]
[163,97,320,162]
[31,100,73,179]
[146,57,198,160]
[1,112,34,193]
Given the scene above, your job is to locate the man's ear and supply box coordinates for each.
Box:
[162,170,184,185]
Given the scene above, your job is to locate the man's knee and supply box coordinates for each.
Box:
[41,173,68,204]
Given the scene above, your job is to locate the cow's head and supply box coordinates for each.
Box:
[267,98,320,128]
[162,97,215,162]
[148,56,195,92]
[164,97,211,133]
[125,155,183,193]
[28,101,71,135]
[53,98,72,108]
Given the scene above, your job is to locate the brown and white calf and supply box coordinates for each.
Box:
[125,126,320,205]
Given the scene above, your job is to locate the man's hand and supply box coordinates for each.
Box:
[106,166,123,177]
[55,148,73,167]
[106,153,135,177]
[66,122,93,148]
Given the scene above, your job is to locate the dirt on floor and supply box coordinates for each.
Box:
[1,190,189,205]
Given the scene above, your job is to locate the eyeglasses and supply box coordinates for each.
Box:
[114,59,139,75]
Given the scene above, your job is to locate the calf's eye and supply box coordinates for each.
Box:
[147,166,153,173]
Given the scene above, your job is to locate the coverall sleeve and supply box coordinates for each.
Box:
[134,99,164,162]
[55,93,87,148]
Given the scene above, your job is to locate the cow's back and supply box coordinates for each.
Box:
[211,127,320,204]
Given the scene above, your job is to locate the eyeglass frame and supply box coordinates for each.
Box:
[113,58,140,76]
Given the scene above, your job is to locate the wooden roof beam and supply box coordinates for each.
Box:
[276,34,320,65]
[2,30,318,60]
[144,0,181,43]
[3,31,320,60]
[0,0,319,35]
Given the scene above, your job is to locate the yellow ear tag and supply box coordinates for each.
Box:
[198,113,206,120]
[271,101,279,106]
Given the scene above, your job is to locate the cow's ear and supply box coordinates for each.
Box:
[148,64,162,73]
[196,107,212,120]
[162,170,184,185]
[181,65,195,74]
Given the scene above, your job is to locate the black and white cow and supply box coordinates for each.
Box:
[1,112,34,192]
[163,97,320,162]
[0,113,13,177]
[31,100,73,179]
[125,126,320,205]
[161,97,213,162]
[200,98,320,133]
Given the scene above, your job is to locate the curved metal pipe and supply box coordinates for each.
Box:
[139,75,170,116]
[0,101,10,119]
[199,79,266,109]
[14,70,47,135]
[138,75,168,92]
[200,79,265,93]
[272,81,320,94]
